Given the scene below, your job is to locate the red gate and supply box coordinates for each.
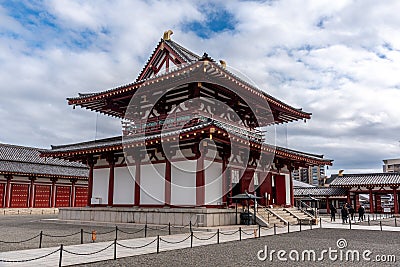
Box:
[75,187,88,207]
[10,184,29,208]
[0,183,4,208]
[34,185,51,208]
[56,186,71,207]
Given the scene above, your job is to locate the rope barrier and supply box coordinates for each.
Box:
[192,232,218,241]
[116,238,158,250]
[147,225,169,231]
[117,227,146,235]
[83,229,115,235]
[0,248,60,263]
[219,229,240,236]
[240,229,255,236]
[0,233,40,244]
[159,234,191,244]
[63,242,114,256]
[43,231,81,238]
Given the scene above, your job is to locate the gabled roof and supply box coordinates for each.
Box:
[0,143,87,179]
[293,179,316,188]
[294,187,348,197]
[329,173,400,187]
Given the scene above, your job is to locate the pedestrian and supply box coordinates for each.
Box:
[330,203,337,222]
[341,205,348,224]
[358,205,365,222]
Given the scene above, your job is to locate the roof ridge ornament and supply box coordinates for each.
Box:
[163,30,173,41]
[219,60,226,69]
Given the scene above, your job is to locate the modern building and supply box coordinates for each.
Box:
[0,143,88,208]
[383,158,400,173]
[292,165,326,186]
[41,31,332,225]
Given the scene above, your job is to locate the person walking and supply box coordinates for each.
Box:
[330,203,337,222]
[358,205,365,222]
[341,205,348,224]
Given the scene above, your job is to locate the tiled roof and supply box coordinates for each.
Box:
[294,187,348,197]
[329,173,400,187]
[293,179,316,188]
[166,40,201,63]
[0,143,87,179]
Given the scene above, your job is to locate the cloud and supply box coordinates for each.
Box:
[1,0,400,175]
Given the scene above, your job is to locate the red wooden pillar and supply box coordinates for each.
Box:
[275,174,286,206]
[70,179,77,207]
[50,178,57,208]
[28,176,36,208]
[346,190,351,204]
[134,157,141,206]
[368,187,374,213]
[393,187,399,214]
[326,196,330,214]
[86,157,95,207]
[4,175,12,208]
[107,155,115,207]
[164,158,171,206]
[196,146,205,206]
[375,194,382,213]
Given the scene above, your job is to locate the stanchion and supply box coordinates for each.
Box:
[169,222,171,235]
[320,218,322,228]
[217,229,220,244]
[39,230,43,248]
[145,224,147,237]
[113,239,117,260]
[287,222,290,233]
[368,215,370,226]
[80,229,83,244]
[395,217,397,227]
[299,220,302,232]
[239,227,242,241]
[349,219,352,230]
[157,235,160,253]
[310,221,312,230]
[115,226,118,241]
[258,225,261,238]
[59,244,63,267]
[380,221,382,231]
[274,224,276,235]
[190,220,192,232]
[190,232,193,248]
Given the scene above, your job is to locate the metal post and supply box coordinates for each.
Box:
[190,231,193,248]
[59,244,63,267]
[80,229,83,244]
[320,218,322,228]
[113,239,117,260]
[157,235,160,253]
[310,220,312,230]
[299,220,302,232]
[39,231,43,248]
[169,222,171,235]
[349,219,352,230]
[115,226,118,241]
[190,220,192,232]
[368,215,370,226]
[395,217,397,227]
[145,224,147,237]
[380,221,382,231]
[239,227,242,241]
[287,222,290,233]
[217,229,220,244]
[274,224,276,235]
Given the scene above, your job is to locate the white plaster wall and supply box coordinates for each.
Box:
[171,160,196,206]
[204,160,222,205]
[92,168,109,204]
[140,163,165,205]
[113,166,135,205]
[285,174,291,205]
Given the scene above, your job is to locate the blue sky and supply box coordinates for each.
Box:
[1,0,400,175]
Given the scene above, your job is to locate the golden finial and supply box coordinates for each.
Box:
[219,60,226,69]
[163,30,173,41]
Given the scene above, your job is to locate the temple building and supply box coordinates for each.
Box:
[41,31,332,225]
[0,143,88,208]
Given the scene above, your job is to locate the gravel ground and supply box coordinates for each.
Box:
[77,228,400,267]
[0,215,190,252]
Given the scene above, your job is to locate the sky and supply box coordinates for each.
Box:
[1,0,400,176]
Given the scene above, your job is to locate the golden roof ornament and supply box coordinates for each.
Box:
[163,30,173,41]
[219,60,226,69]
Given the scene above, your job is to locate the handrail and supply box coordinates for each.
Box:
[264,207,289,225]
[295,200,318,218]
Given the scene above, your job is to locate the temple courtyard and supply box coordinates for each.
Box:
[0,214,399,266]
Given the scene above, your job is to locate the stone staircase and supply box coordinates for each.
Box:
[256,207,316,227]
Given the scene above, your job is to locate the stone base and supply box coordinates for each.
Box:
[58,207,239,227]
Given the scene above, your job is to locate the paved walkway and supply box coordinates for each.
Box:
[0,215,398,266]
